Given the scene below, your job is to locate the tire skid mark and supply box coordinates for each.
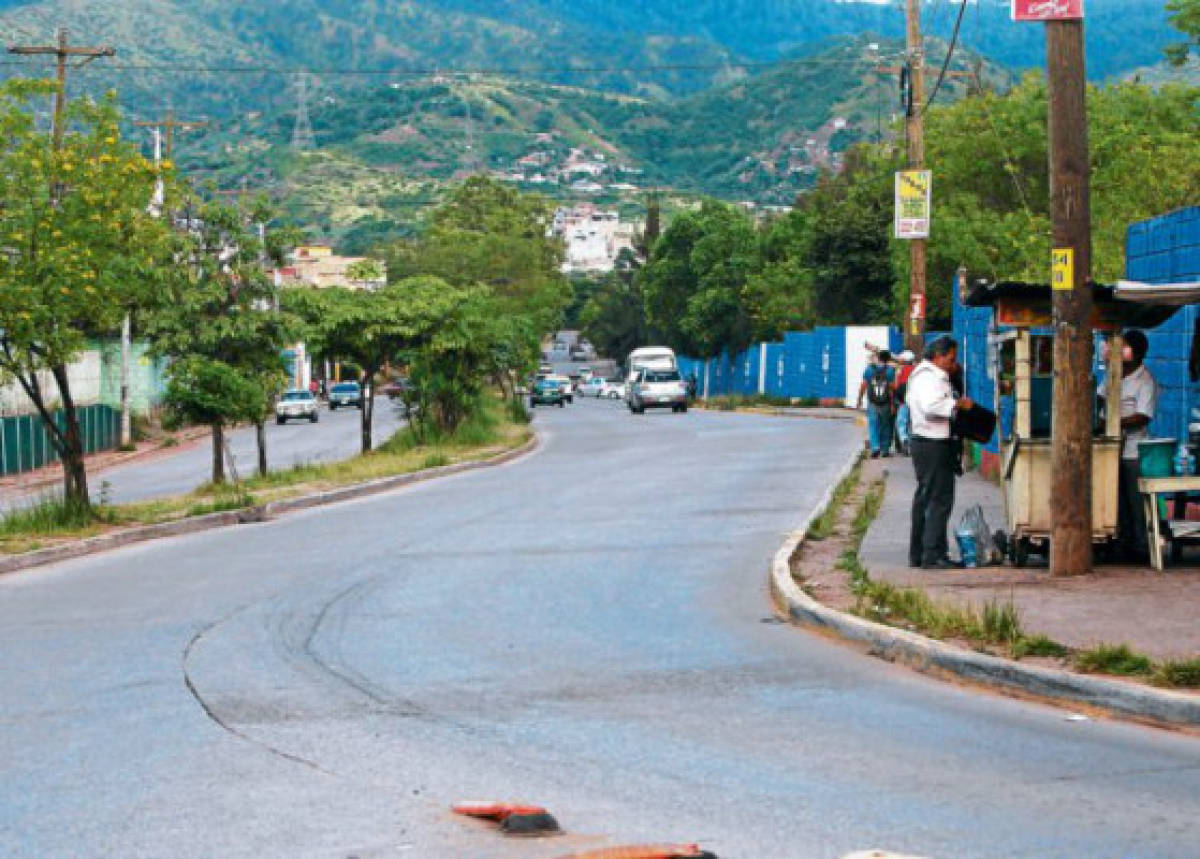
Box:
[181,603,337,776]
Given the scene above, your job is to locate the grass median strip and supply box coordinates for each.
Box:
[0,397,531,557]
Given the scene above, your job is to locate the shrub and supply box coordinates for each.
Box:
[1074,643,1153,676]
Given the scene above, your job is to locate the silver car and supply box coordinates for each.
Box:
[275,390,319,424]
[627,369,688,414]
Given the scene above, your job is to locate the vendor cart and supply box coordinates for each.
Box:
[967,281,1177,566]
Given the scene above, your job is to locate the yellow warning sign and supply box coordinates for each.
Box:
[1052,248,1074,292]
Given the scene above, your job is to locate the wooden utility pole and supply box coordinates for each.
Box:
[904,0,927,355]
[7,28,114,147]
[1047,19,1094,576]
[134,109,208,159]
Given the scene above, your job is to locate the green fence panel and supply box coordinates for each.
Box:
[17,415,33,472]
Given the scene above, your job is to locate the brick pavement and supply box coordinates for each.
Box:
[859,455,1200,661]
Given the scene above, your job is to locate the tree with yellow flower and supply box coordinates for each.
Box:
[0,79,178,510]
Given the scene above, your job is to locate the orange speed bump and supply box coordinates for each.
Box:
[560,845,713,859]
[452,801,549,821]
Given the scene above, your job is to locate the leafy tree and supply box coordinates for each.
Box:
[0,80,173,509]
[283,276,469,453]
[345,257,385,286]
[1166,0,1200,65]
[384,177,570,335]
[909,74,1200,322]
[580,249,651,365]
[144,196,296,484]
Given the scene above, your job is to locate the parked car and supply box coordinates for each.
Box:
[580,377,606,398]
[549,374,574,403]
[328,381,363,410]
[599,379,626,399]
[275,390,319,424]
[627,368,688,414]
[529,378,566,408]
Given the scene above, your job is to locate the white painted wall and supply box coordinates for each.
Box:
[843,326,893,408]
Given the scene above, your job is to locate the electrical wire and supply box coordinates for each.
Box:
[0,53,905,80]
[922,0,969,115]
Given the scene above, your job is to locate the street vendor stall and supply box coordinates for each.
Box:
[966,281,1179,566]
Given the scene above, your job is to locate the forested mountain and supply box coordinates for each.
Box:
[0,0,1180,122]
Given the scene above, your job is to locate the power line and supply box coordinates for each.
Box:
[0,53,906,80]
[922,0,969,115]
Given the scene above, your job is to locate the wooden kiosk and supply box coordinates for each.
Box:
[967,282,1174,566]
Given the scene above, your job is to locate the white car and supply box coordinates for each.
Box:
[599,379,626,400]
[275,390,319,424]
[627,368,688,414]
[580,377,606,398]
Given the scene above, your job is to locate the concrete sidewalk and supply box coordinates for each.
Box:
[859,455,1200,661]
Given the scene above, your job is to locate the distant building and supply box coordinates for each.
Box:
[553,205,637,274]
[277,245,387,291]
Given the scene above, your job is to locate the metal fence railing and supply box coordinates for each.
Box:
[0,405,121,477]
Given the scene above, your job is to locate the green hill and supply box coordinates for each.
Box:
[178,37,1009,249]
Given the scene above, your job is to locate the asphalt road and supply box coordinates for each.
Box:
[2,398,1198,858]
[3,399,407,508]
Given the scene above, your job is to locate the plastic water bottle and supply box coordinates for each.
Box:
[955,529,978,569]
[1175,442,1194,476]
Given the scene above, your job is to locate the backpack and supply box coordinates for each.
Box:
[867,366,892,407]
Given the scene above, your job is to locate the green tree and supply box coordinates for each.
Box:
[910,75,1200,321]
[144,196,296,484]
[580,249,651,365]
[0,80,174,508]
[384,177,570,335]
[283,276,469,453]
[640,199,758,358]
[1166,0,1200,65]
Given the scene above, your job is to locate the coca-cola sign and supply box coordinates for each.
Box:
[1012,0,1084,20]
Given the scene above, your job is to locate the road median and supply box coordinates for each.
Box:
[0,413,537,577]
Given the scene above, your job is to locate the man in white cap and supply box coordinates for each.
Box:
[893,349,916,456]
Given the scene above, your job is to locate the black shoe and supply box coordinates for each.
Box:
[882,452,892,458]
[870,451,881,459]
[921,559,960,570]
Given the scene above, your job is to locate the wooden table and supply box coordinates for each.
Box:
[1138,476,1200,570]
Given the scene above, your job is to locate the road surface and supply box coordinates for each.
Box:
[2,398,1198,857]
[2,399,406,508]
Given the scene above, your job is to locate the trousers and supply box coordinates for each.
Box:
[910,436,956,566]
[867,405,894,454]
[895,404,911,448]
[1118,457,1149,555]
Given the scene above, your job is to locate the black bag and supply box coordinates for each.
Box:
[954,403,998,444]
[866,367,892,407]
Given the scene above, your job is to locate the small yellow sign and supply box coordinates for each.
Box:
[1052,248,1075,292]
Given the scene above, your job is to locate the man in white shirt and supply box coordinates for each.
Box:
[1111,329,1158,558]
[906,336,973,569]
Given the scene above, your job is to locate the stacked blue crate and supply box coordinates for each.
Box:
[1127,206,1200,443]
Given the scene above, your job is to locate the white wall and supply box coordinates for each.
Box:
[843,326,893,408]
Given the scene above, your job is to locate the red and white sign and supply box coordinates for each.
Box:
[1011,0,1084,21]
[909,294,926,322]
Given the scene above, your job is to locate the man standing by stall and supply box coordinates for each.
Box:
[1112,329,1158,560]
[907,337,973,569]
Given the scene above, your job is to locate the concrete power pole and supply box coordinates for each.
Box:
[1047,19,1095,576]
[903,0,928,355]
[129,111,206,448]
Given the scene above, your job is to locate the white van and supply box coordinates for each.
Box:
[626,347,677,379]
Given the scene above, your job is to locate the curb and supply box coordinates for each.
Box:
[0,434,539,578]
[770,449,1200,729]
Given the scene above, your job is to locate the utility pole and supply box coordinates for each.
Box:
[904,0,927,355]
[134,109,208,160]
[1047,18,1094,576]
[7,28,114,148]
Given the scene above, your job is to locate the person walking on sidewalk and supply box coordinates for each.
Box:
[893,350,916,455]
[907,336,973,570]
[857,351,896,458]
